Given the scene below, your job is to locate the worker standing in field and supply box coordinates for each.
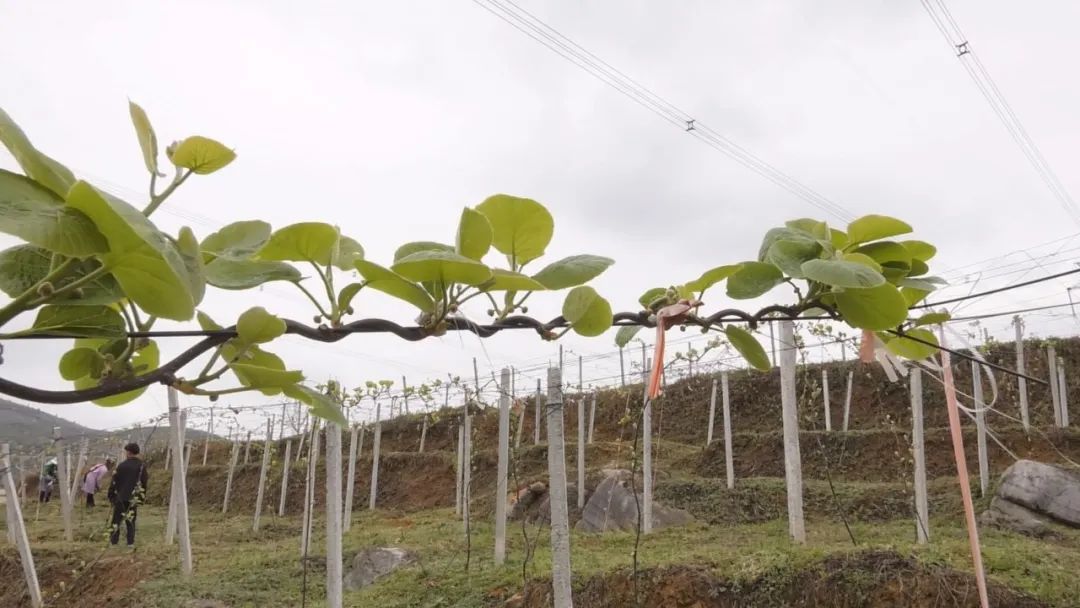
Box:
[38,457,58,503]
[107,443,148,547]
[81,457,114,508]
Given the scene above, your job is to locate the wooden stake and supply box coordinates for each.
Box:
[842,370,854,432]
[221,440,240,514]
[368,401,382,510]
[1014,318,1030,432]
[973,362,990,497]
[494,368,511,565]
[167,388,194,576]
[779,320,806,543]
[706,379,717,446]
[912,368,930,544]
[722,371,734,490]
[545,367,573,608]
[419,416,428,453]
[642,359,653,534]
[53,427,73,542]
[455,425,464,516]
[253,418,274,532]
[344,425,359,532]
[325,417,344,608]
[822,369,832,432]
[278,440,292,517]
[2,442,43,607]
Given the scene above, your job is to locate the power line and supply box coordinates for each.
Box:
[471,0,856,221]
[919,0,1080,227]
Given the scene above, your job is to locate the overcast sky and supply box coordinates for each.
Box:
[2,0,1079,434]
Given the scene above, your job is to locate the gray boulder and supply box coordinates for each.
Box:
[343,547,417,591]
[575,470,693,533]
[980,496,1060,539]
[996,460,1080,527]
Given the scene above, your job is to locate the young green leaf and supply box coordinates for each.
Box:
[638,287,668,310]
[898,277,945,292]
[201,220,272,261]
[338,283,363,312]
[853,241,912,266]
[354,260,435,312]
[475,194,554,266]
[615,325,643,348]
[908,259,929,277]
[901,286,931,307]
[0,107,76,197]
[285,384,347,426]
[757,227,816,261]
[456,207,493,261]
[67,181,196,320]
[128,101,163,177]
[236,306,286,344]
[394,241,454,262]
[204,257,302,290]
[725,326,770,371]
[532,254,614,290]
[841,252,882,272]
[912,311,950,327]
[829,228,849,249]
[0,245,122,305]
[332,236,365,271]
[785,218,830,240]
[562,286,613,337]
[482,269,547,291]
[846,215,912,246]
[684,265,740,293]
[391,250,493,287]
[73,339,160,407]
[258,222,340,265]
[30,305,125,338]
[766,239,822,278]
[0,169,108,257]
[800,259,886,289]
[884,328,939,360]
[834,283,908,330]
[726,262,785,299]
[899,240,937,262]
[168,136,236,175]
[176,227,206,307]
[230,363,304,391]
[58,348,105,381]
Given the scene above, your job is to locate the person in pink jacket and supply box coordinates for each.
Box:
[81,458,115,508]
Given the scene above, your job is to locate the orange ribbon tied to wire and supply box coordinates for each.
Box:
[647,299,702,399]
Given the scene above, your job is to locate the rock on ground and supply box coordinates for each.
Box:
[344,547,417,591]
[995,459,1080,527]
[980,496,1061,539]
[576,469,693,533]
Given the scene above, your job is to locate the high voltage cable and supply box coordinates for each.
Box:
[919,0,1080,227]
[470,0,856,222]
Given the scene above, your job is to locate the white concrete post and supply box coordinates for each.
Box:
[545,367,573,608]
[973,362,990,498]
[2,443,43,607]
[166,410,188,545]
[368,401,382,510]
[70,438,88,499]
[300,421,320,557]
[577,392,586,510]
[419,416,428,453]
[779,320,806,543]
[911,369,929,544]
[52,427,73,542]
[1059,359,1071,428]
[462,397,472,529]
[253,418,274,532]
[722,371,734,490]
[642,359,653,534]
[325,417,344,608]
[1049,345,1061,427]
[822,369,832,432]
[587,394,597,445]
[243,431,252,466]
[706,379,717,446]
[343,425,359,532]
[843,371,854,432]
[202,408,213,467]
[278,440,292,517]
[221,440,240,514]
[534,379,542,445]
[167,388,194,576]
[495,368,511,565]
[1014,318,1030,432]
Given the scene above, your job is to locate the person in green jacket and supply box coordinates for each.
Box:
[39,457,58,503]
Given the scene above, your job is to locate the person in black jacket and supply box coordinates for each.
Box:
[107,442,148,547]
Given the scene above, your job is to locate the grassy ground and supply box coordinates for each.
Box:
[3,498,1078,607]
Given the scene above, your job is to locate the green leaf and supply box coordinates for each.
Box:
[801,259,886,289]
[853,241,912,265]
[201,220,271,261]
[0,169,108,257]
[285,384,347,426]
[475,194,554,266]
[338,283,363,312]
[725,326,770,371]
[128,101,162,177]
[913,312,950,327]
[74,340,160,407]
[30,305,125,338]
[531,254,614,290]
[830,229,849,250]
[456,207,493,261]
[394,241,453,262]
[901,286,931,307]
[846,215,912,246]
[908,259,929,277]
[834,283,908,330]
[885,329,939,360]
[204,257,301,290]
[785,218,830,240]
[615,325,642,348]
[726,262,785,299]
[332,236,365,271]
[230,363,304,390]
[168,136,236,175]
[391,250,493,287]
[897,277,946,292]
[900,240,937,262]
[483,269,546,291]
[684,265,740,293]
[236,306,286,344]
[58,348,104,381]
[757,227,816,261]
[176,227,205,307]
[354,260,435,312]
[561,286,613,337]
[638,287,668,310]
[881,261,911,282]
[0,107,76,197]
[0,245,122,305]
[67,181,196,320]
[841,252,882,272]
[766,239,822,278]
[258,222,340,265]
